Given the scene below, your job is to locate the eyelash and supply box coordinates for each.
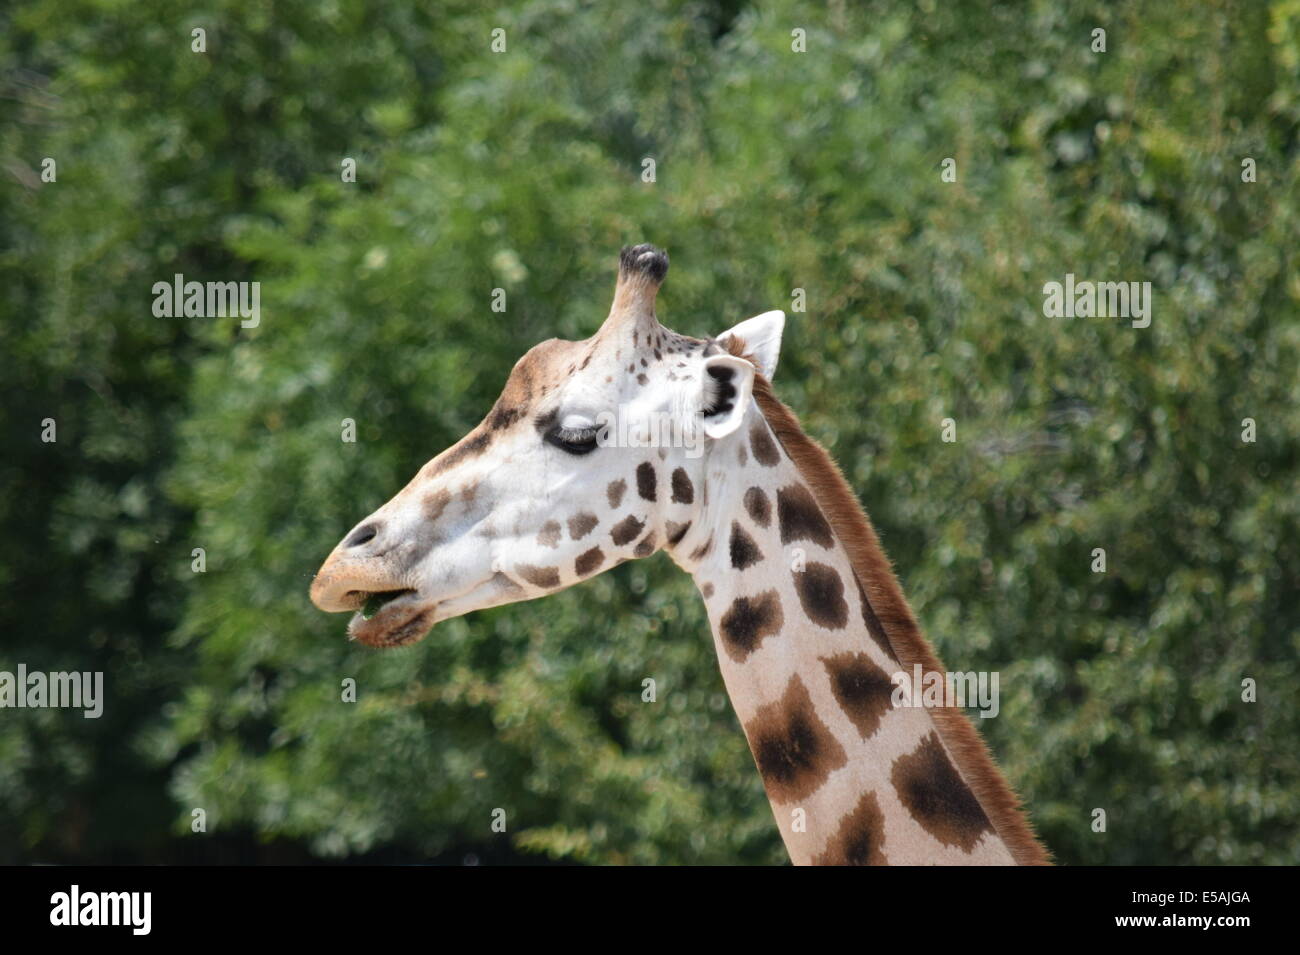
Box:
[547,424,599,455]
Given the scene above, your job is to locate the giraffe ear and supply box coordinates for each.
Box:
[716,310,785,380]
[700,354,756,439]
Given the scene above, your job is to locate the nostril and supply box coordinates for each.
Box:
[345,522,380,549]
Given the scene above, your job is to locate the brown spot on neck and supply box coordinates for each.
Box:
[777,483,834,548]
[665,520,692,547]
[633,532,657,558]
[636,461,657,501]
[718,589,784,662]
[670,468,694,504]
[821,652,894,739]
[517,564,561,589]
[749,420,781,466]
[743,486,771,527]
[856,577,899,662]
[793,561,848,629]
[812,791,890,866]
[744,675,848,804]
[891,732,994,853]
[729,521,764,570]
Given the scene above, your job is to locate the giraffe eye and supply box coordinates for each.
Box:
[546,423,600,455]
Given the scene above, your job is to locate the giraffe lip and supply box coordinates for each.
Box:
[346,591,436,649]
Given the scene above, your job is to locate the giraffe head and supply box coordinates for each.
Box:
[310,245,785,647]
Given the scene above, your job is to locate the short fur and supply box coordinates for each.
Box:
[725,336,1051,865]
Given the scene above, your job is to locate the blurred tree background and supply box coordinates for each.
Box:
[1,0,1297,865]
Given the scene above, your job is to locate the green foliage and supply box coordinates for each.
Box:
[2,0,1296,864]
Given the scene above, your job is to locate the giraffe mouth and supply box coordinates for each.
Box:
[346,589,434,649]
[355,588,416,618]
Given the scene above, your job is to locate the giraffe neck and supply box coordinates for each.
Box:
[670,391,1047,865]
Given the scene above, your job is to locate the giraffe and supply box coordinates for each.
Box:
[310,244,1050,866]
